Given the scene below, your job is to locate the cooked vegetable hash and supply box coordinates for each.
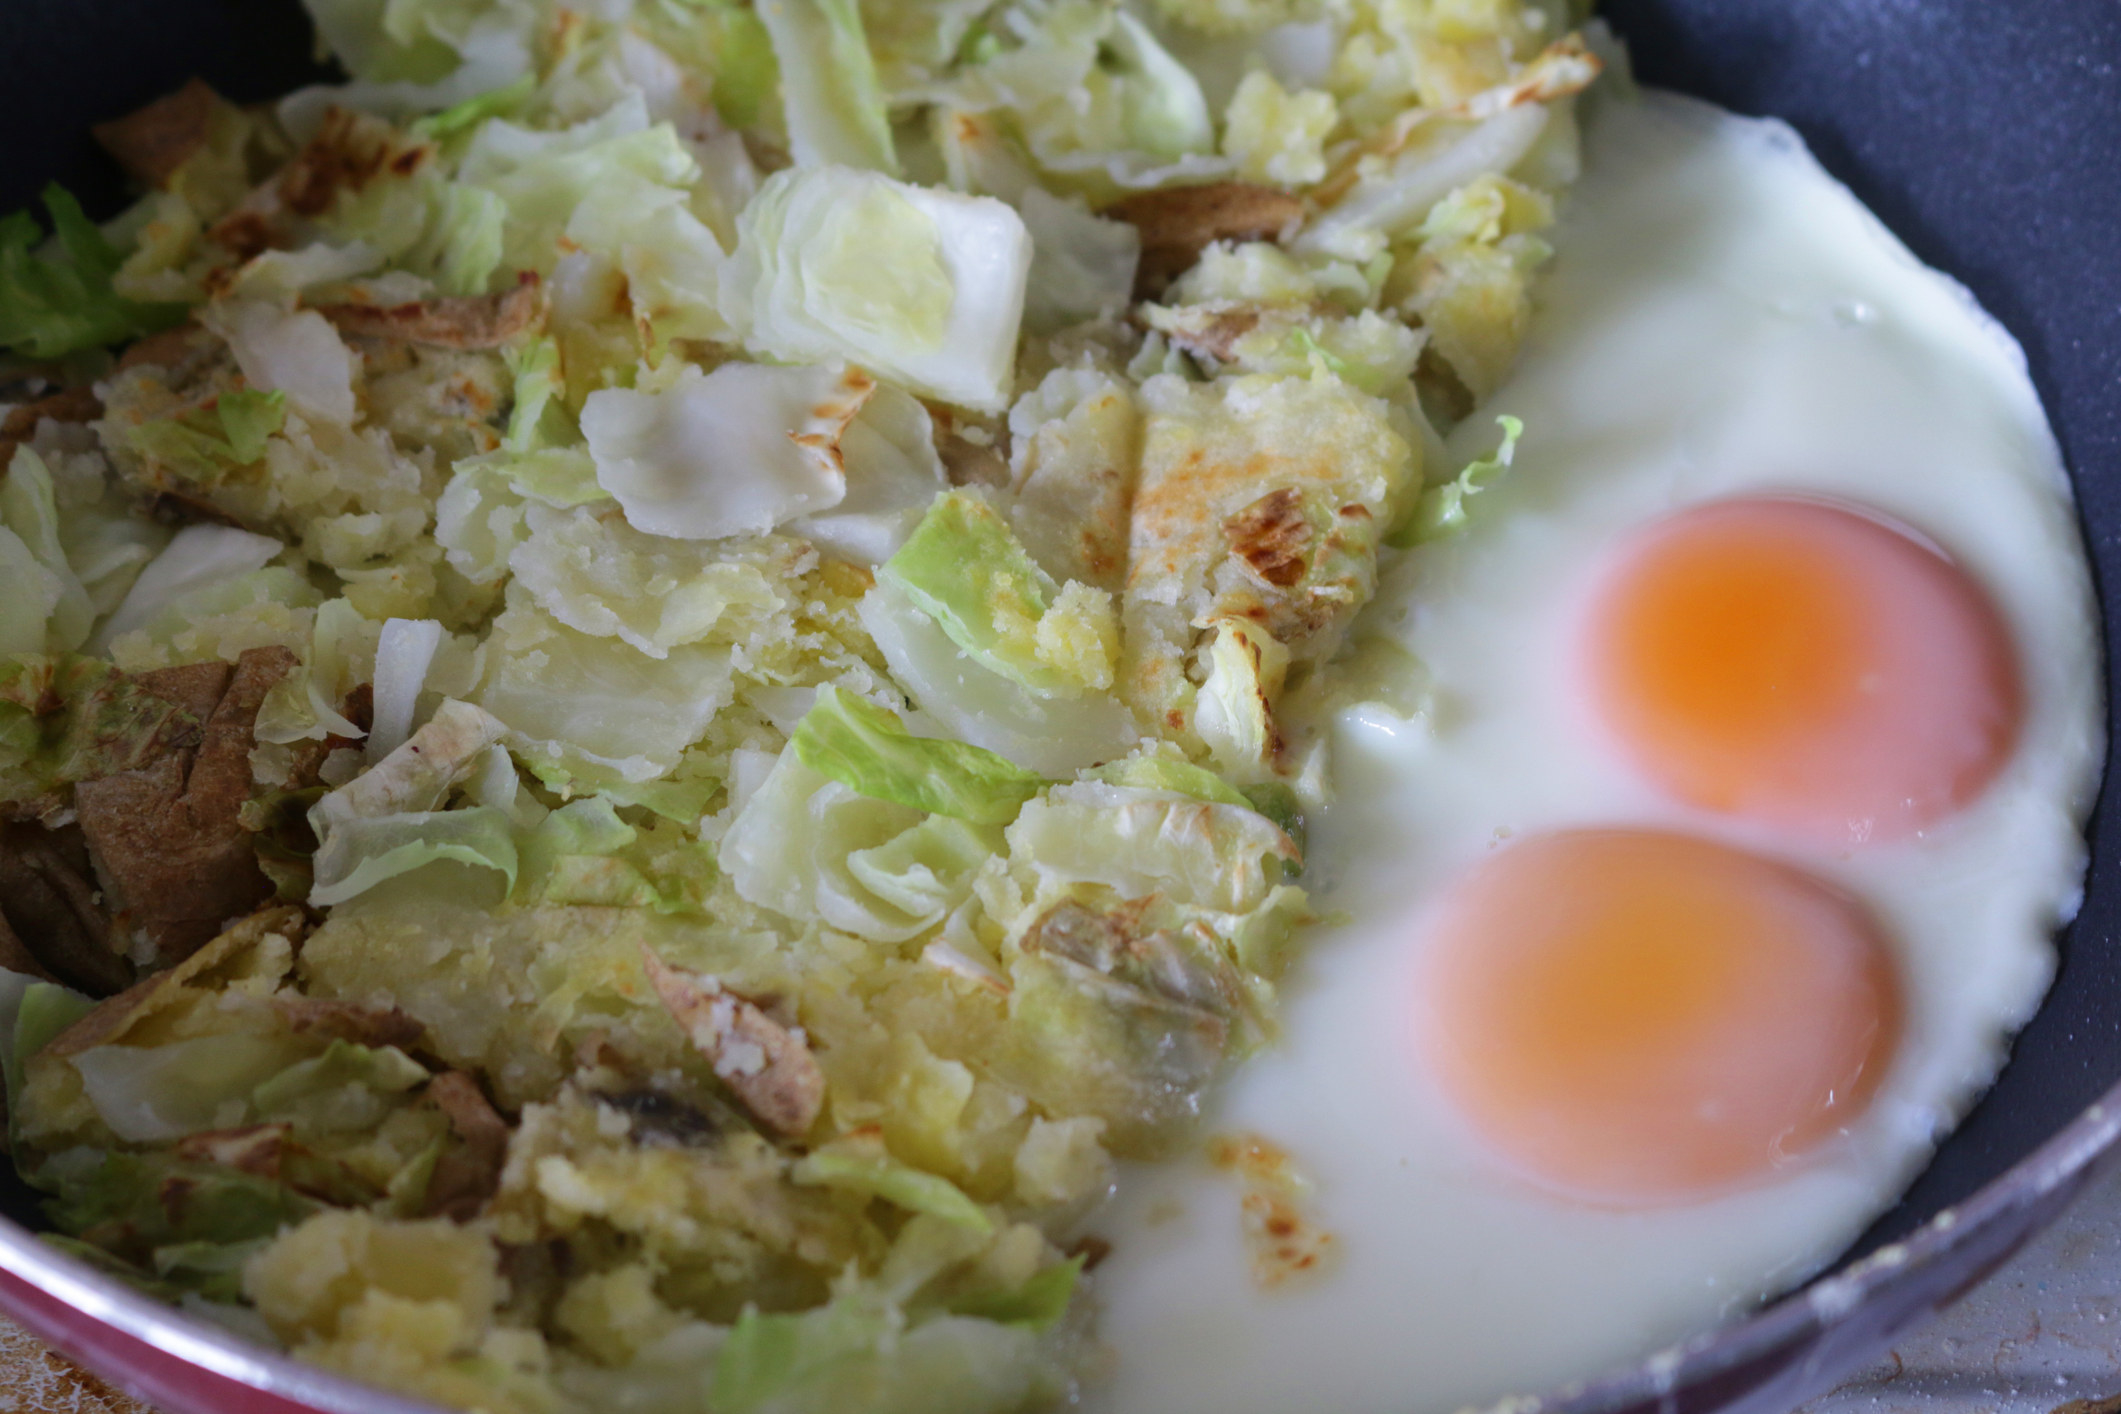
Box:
[0,1,1600,1408]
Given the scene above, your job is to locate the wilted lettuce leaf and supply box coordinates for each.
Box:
[757,0,899,174]
[945,1255,1084,1329]
[42,1148,317,1261]
[879,492,1075,696]
[0,186,187,358]
[151,1237,274,1304]
[721,747,1000,943]
[714,1293,1049,1414]
[1088,752,1251,810]
[71,1032,317,1143]
[793,686,1045,825]
[791,1131,993,1233]
[251,1039,429,1135]
[125,390,287,480]
[5,979,91,1152]
[1389,416,1523,546]
[1,448,92,657]
[857,579,1138,777]
[307,803,520,907]
[718,167,1031,413]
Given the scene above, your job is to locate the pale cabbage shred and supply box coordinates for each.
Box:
[0,0,1599,1409]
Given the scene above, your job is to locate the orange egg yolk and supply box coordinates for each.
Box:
[1580,497,2022,844]
[1415,830,1901,1204]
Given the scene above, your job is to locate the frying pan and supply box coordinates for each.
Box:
[1,1,2118,1411]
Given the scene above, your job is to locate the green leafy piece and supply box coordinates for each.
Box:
[71,1032,316,1143]
[126,389,287,480]
[1239,782,1306,864]
[513,795,714,913]
[793,686,1046,825]
[501,336,575,453]
[0,185,186,358]
[713,1289,1054,1414]
[757,0,899,175]
[413,74,537,140]
[1089,754,1252,810]
[306,803,520,907]
[37,1234,178,1298]
[945,1256,1084,1330]
[1389,415,1523,547]
[879,492,1077,696]
[151,1238,272,1303]
[43,1149,316,1261]
[714,1297,892,1414]
[215,389,288,463]
[791,1132,993,1233]
[251,1040,429,1134]
[5,979,91,1152]
[1087,754,1304,866]
[718,168,1032,413]
[707,2,780,129]
[0,448,91,657]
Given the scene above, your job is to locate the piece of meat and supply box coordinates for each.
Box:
[0,386,103,469]
[91,80,225,189]
[315,274,543,350]
[270,998,427,1051]
[0,822,127,995]
[73,647,296,965]
[0,913,53,984]
[116,324,210,374]
[1146,305,1265,364]
[1104,183,1306,299]
[423,1071,512,1222]
[641,949,825,1138]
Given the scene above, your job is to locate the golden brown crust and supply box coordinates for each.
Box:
[316,273,545,350]
[1225,487,1312,589]
[91,79,225,189]
[278,107,403,219]
[1104,183,1305,299]
[46,904,310,1059]
[270,997,428,1051]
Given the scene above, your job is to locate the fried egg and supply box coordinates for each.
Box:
[1074,91,2102,1414]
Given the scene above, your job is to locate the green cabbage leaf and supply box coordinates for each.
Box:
[792,686,1045,825]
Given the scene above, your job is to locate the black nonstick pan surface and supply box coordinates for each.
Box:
[1,2,2118,1411]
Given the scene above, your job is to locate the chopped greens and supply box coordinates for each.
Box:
[0,0,1600,1408]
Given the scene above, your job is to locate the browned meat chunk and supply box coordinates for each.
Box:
[1104,183,1306,299]
[423,1071,512,1222]
[91,79,225,189]
[0,822,126,994]
[0,386,103,468]
[642,949,825,1138]
[74,647,296,965]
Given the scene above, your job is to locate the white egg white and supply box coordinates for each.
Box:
[1075,92,2103,1414]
